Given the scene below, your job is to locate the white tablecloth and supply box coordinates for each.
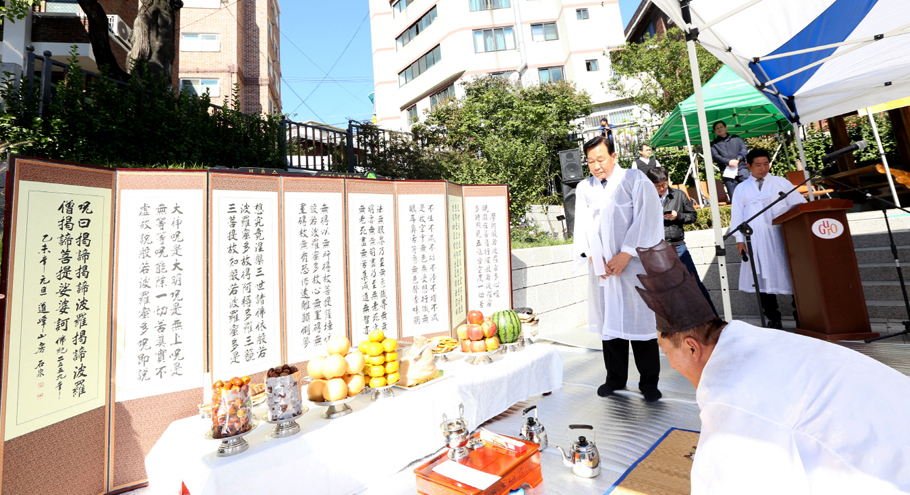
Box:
[145,344,563,495]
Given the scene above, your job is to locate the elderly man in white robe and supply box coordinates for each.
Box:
[635,240,910,495]
[730,148,806,329]
[573,135,664,402]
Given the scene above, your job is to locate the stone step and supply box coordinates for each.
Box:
[853,246,910,264]
[863,281,910,301]
[859,263,906,282]
[866,301,910,320]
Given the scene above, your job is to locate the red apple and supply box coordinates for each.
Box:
[460,339,471,352]
[467,310,484,325]
[455,323,469,340]
[471,340,487,353]
[485,336,500,351]
[467,324,484,341]
[481,320,497,338]
[484,316,491,322]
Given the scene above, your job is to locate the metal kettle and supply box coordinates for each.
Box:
[518,405,548,450]
[556,424,600,478]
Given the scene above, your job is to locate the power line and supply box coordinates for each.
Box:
[280,31,373,108]
[293,12,369,115]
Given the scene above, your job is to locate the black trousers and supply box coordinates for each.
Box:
[601,338,660,392]
[759,292,798,322]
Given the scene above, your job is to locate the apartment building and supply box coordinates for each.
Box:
[368,0,630,131]
[179,0,282,115]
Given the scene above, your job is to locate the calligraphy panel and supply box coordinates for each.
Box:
[346,180,399,347]
[446,183,467,330]
[463,186,513,313]
[209,175,282,379]
[396,182,449,339]
[282,178,348,364]
[1,157,113,494]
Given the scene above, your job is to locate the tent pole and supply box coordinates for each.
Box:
[681,113,704,206]
[866,108,902,207]
[684,26,732,320]
[794,125,815,201]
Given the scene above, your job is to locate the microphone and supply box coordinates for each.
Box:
[822,141,867,164]
[741,252,749,262]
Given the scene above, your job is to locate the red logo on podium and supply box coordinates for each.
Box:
[812,218,844,239]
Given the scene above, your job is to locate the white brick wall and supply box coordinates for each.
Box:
[511,244,587,332]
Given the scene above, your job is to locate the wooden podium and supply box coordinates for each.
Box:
[773,199,879,341]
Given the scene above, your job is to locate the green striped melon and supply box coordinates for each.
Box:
[492,310,522,344]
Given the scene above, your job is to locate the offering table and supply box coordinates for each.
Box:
[145,344,563,495]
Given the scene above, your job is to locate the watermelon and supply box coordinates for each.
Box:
[492,309,522,344]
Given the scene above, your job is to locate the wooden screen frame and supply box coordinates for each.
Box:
[461,185,514,312]
[394,181,452,345]
[0,156,115,495]
[108,170,209,492]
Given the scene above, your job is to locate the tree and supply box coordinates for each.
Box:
[415,76,593,218]
[607,27,723,120]
[1,0,181,83]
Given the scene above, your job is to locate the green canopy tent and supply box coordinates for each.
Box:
[651,65,793,148]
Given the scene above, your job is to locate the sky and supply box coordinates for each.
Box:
[278,0,642,127]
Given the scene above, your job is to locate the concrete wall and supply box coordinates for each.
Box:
[510,243,587,332]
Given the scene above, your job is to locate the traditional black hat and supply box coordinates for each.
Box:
[635,240,717,333]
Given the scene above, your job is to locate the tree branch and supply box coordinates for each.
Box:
[76,0,131,81]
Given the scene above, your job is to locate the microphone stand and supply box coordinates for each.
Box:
[723,171,820,328]
[817,172,910,343]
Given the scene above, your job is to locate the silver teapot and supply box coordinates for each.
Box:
[556,424,600,478]
[518,405,547,450]
[440,404,470,461]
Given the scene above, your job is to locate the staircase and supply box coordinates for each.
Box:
[685,210,910,337]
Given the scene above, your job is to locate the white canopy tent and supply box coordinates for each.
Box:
[649,0,910,319]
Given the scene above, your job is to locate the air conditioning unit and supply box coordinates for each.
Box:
[106,15,132,47]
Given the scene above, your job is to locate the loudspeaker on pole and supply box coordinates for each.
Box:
[558,148,583,238]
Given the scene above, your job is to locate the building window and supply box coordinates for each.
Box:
[398,45,442,87]
[181,33,220,52]
[531,23,558,42]
[430,86,455,108]
[585,59,599,71]
[181,79,220,97]
[473,27,515,53]
[576,8,589,20]
[470,0,509,12]
[45,0,79,13]
[396,6,438,50]
[407,106,418,123]
[392,0,414,16]
[538,67,563,83]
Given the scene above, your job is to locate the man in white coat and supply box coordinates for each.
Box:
[730,148,805,329]
[634,240,910,495]
[573,136,664,401]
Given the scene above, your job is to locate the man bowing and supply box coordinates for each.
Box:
[729,149,805,328]
[573,136,665,402]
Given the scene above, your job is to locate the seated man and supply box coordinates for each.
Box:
[635,240,910,495]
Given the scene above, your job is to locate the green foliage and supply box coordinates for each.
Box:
[0,0,39,23]
[607,27,724,120]
[0,50,285,169]
[413,76,593,218]
[684,205,732,232]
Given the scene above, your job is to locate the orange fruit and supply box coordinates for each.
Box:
[386,372,400,385]
[381,338,397,352]
[358,340,371,354]
[365,342,384,357]
[385,351,398,362]
[369,376,387,388]
[368,330,385,343]
[367,355,385,366]
[369,365,385,377]
[385,361,399,374]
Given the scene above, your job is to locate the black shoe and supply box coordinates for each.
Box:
[597,383,625,397]
[766,320,783,329]
[642,389,662,402]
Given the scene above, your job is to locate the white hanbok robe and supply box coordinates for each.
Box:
[728,174,806,294]
[693,320,910,495]
[572,168,663,341]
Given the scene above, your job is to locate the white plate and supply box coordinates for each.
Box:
[393,370,450,391]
